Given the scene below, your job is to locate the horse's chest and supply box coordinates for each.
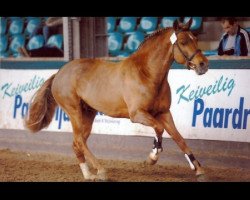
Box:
[150,97,169,115]
[151,85,171,114]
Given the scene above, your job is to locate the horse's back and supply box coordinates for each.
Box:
[53,58,118,87]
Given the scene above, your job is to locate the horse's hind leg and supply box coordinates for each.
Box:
[58,99,106,181]
[158,111,205,178]
[70,106,106,181]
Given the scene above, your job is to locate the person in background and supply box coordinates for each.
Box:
[18,17,63,57]
[31,17,63,43]
[218,17,250,56]
[18,45,63,57]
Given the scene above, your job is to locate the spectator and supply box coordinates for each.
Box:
[19,17,64,57]
[218,17,250,56]
[18,46,63,57]
[31,17,63,43]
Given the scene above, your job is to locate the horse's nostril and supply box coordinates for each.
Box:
[200,62,205,67]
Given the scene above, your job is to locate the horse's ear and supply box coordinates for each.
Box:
[173,19,180,31]
[184,17,193,30]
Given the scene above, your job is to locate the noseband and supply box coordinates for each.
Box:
[173,31,201,70]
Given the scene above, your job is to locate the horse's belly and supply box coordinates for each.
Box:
[104,108,130,118]
[92,102,129,118]
[82,94,129,118]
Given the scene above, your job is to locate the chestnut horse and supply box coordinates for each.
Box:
[25,18,209,181]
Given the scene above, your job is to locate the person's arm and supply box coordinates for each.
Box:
[239,35,249,56]
[217,39,224,56]
[45,17,63,27]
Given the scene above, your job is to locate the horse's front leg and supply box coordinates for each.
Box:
[129,109,164,165]
[146,134,164,165]
[157,111,206,178]
[130,109,164,134]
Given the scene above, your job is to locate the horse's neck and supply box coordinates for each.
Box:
[131,35,174,86]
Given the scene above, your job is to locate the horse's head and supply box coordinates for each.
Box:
[172,18,209,75]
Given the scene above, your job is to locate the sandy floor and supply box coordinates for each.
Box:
[0,148,249,182]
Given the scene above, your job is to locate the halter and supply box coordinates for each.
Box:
[173,30,201,70]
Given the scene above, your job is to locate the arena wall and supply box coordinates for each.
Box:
[1,59,250,143]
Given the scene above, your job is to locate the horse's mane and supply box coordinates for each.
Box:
[137,27,172,50]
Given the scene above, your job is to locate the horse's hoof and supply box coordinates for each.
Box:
[84,174,98,181]
[146,158,157,165]
[96,176,107,182]
[97,169,107,181]
[97,173,107,181]
[146,155,158,165]
[196,174,208,182]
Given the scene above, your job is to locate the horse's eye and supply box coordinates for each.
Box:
[193,37,198,42]
[180,40,187,45]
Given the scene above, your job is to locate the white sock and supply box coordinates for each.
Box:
[79,163,92,178]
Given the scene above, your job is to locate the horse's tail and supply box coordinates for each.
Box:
[24,74,57,133]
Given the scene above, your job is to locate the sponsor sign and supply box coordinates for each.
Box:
[0,69,249,142]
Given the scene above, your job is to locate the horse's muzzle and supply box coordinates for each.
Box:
[187,61,208,75]
[196,63,209,75]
